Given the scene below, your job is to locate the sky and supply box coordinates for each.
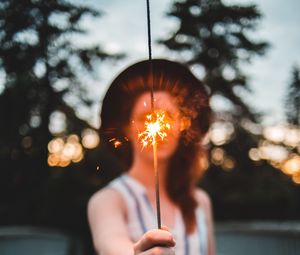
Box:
[76,0,300,127]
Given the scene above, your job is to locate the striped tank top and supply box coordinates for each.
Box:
[108,174,208,255]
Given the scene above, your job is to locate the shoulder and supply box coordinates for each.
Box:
[88,177,125,210]
[194,188,212,211]
[88,186,127,217]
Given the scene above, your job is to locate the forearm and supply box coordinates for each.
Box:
[93,236,134,255]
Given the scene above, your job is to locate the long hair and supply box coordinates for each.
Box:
[100,59,211,233]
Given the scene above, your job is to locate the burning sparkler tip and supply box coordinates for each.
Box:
[138,110,171,148]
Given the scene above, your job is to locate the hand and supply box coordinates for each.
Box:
[133,227,176,255]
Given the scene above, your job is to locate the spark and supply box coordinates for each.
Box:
[138,110,171,148]
[109,138,122,148]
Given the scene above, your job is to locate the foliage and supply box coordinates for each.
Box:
[0,0,122,235]
[160,0,300,221]
[159,0,269,120]
[285,65,300,126]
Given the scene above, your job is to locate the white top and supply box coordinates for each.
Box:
[108,174,208,255]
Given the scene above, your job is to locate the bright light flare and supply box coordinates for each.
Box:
[138,110,171,147]
[138,109,170,230]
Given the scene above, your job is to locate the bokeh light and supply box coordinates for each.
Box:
[292,172,300,185]
[222,157,235,171]
[210,147,235,171]
[81,128,100,149]
[281,154,300,176]
[211,147,225,165]
[284,128,300,147]
[209,121,234,146]
[48,138,64,154]
[47,131,99,167]
[248,148,260,161]
[258,142,289,163]
[208,123,300,182]
[257,125,300,184]
[263,125,285,143]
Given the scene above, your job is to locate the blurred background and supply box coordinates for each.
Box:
[0,0,299,254]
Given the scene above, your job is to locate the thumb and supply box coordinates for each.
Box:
[160,225,170,231]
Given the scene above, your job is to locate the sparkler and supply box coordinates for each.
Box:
[144,0,171,229]
[138,110,171,229]
[138,110,171,148]
[144,0,166,229]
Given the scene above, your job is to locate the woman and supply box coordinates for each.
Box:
[88,59,215,255]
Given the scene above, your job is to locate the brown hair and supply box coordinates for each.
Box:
[100,59,211,233]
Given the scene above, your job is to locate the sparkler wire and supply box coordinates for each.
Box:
[153,142,161,228]
[146,0,161,229]
[146,0,154,109]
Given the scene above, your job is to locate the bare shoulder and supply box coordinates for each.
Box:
[88,186,123,205]
[194,188,212,209]
[88,186,126,212]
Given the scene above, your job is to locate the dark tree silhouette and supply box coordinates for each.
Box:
[158,0,300,221]
[285,65,300,126]
[159,0,269,121]
[0,0,122,228]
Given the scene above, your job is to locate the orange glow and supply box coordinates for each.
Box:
[109,138,122,148]
[48,154,60,167]
[292,173,300,185]
[281,155,300,176]
[48,138,64,154]
[114,140,122,148]
[222,157,235,171]
[198,153,209,172]
[47,134,85,167]
[138,110,171,147]
[284,128,300,148]
[211,147,225,165]
[59,159,71,167]
[72,153,84,163]
[62,143,76,158]
[67,134,79,143]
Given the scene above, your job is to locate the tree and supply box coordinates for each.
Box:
[158,0,300,221]
[0,0,121,226]
[159,0,269,121]
[285,65,300,126]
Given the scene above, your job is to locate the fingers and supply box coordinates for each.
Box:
[134,229,176,254]
[140,246,175,255]
[160,225,169,231]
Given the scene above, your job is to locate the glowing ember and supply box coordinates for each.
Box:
[109,138,122,148]
[138,110,171,147]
